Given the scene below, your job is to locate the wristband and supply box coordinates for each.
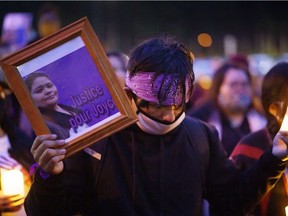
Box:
[30,163,50,179]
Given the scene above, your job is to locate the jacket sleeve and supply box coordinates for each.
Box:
[203,123,288,215]
[24,151,98,216]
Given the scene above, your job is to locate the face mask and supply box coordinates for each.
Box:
[218,94,251,113]
[136,111,185,135]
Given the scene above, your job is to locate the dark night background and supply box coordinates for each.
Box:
[0,1,287,58]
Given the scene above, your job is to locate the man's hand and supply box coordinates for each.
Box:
[31,134,67,175]
[0,194,24,212]
[272,131,288,161]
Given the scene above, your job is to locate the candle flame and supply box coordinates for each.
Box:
[0,169,24,196]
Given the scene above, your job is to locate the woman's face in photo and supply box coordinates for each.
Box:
[30,76,58,108]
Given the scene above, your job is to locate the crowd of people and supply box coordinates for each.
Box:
[1,3,288,216]
[22,35,288,216]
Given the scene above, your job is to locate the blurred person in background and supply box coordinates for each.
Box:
[229,54,249,70]
[0,12,33,54]
[186,82,209,112]
[188,61,267,156]
[186,57,223,112]
[0,81,35,216]
[28,3,61,44]
[107,51,129,88]
[230,62,288,216]
[229,54,264,114]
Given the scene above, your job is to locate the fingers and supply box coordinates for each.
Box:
[7,194,24,203]
[31,134,68,174]
[39,149,66,173]
[33,139,66,162]
[32,134,66,161]
[31,134,58,153]
[280,130,288,136]
[272,131,288,160]
[0,154,21,170]
[0,194,24,212]
[278,131,288,145]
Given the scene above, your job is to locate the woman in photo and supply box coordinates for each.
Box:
[24,72,87,139]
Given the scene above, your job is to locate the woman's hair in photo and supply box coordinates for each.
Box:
[25,72,50,92]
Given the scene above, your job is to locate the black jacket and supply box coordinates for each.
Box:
[24,117,286,216]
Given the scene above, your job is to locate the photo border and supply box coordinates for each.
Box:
[0,17,138,158]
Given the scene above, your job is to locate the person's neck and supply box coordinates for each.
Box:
[222,109,245,128]
[220,107,246,128]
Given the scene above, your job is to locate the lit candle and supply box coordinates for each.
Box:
[281,106,288,131]
[0,168,24,196]
[285,206,288,216]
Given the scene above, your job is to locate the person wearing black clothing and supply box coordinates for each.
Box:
[24,36,288,216]
[230,62,288,216]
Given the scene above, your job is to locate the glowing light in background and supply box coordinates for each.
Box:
[197,33,212,47]
[198,75,212,90]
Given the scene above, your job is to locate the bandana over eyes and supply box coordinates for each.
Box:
[126,72,191,106]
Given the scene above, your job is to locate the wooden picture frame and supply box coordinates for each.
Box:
[0,17,138,158]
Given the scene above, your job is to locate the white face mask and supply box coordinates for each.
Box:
[136,112,185,135]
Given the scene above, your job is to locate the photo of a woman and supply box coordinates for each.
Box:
[24,72,88,139]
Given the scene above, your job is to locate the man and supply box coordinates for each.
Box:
[24,36,288,216]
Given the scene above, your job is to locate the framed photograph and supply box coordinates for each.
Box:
[0,17,138,158]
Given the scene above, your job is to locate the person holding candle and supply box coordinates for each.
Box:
[0,81,35,215]
[24,36,288,216]
[230,62,288,216]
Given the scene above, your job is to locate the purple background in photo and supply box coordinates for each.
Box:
[26,46,119,127]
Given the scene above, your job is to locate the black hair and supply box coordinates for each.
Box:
[127,36,194,105]
[24,72,50,92]
[261,62,288,137]
[209,62,252,104]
